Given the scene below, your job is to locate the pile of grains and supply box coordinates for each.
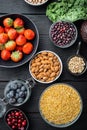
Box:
[29,51,62,83]
[68,56,85,74]
[25,0,47,5]
[40,84,82,125]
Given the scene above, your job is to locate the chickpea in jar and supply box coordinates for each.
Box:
[29,51,63,83]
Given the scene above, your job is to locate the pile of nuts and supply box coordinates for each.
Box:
[29,51,62,83]
[25,0,47,5]
[68,56,85,74]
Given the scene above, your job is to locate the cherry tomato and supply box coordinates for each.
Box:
[1,49,11,60]
[0,26,4,33]
[5,40,16,51]
[4,27,12,33]
[16,34,26,46]
[22,42,33,54]
[14,18,24,28]
[8,28,18,40]
[3,17,13,27]
[24,29,35,40]
[0,33,8,44]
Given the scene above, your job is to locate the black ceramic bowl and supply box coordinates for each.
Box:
[4,108,29,130]
[0,14,39,68]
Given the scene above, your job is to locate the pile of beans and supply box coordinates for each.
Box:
[50,21,77,47]
[26,0,47,5]
[30,51,62,83]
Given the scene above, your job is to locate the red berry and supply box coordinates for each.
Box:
[18,123,21,127]
[15,112,19,116]
[12,125,16,129]
[12,119,16,123]
[22,120,27,126]
[8,121,11,126]
[18,119,21,123]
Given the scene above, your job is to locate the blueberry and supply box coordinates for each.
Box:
[17,98,24,103]
[17,82,23,88]
[21,86,26,91]
[9,98,16,104]
[15,93,19,99]
[10,83,17,90]
[16,89,20,93]
[6,93,11,99]
[24,91,27,96]
[9,90,15,98]
[19,91,25,98]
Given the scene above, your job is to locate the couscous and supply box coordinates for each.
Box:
[40,84,82,125]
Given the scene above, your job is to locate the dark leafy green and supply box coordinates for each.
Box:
[46,0,87,22]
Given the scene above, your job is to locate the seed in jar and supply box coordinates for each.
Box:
[68,56,85,74]
[30,51,61,82]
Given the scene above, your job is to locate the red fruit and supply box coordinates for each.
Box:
[18,119,21,123]
[23,42,33,54]
[0,26,4,33]
[14,18,24,28]
[11,51,23,62]
[16,34,26,46]
[4,27,12,33]
[5,40,16,51]
[12,119,16,123]
[18,123,21,127]
[3,17,13,27]
[8,121,12,126]
[24,29,35,40]
[8,28,18,40]
[15,112,20,116]
[12,125,16,129]
[16,27,25,34]
[0,33,8,44]
[1,49,11,61]
[16,46,23,52]
[22,120,27,126]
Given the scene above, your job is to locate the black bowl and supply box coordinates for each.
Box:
[0,14,39,68]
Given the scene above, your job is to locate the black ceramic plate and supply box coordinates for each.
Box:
[0,14,39,68]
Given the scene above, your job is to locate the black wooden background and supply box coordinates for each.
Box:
[0,0,87,130]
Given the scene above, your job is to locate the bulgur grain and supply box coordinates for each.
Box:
[40,84,82,125]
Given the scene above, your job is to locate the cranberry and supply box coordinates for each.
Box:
[15,112,20,116]
[12,125,16,129]
[8,121,12,126]
[22,120,27,126]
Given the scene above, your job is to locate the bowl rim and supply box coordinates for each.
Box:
[24,0,48,6]
[67,54,87,76]
[0,13,39,68]
[4,108,29,130]
[39,83,83,128]
[49,20,78,48]
[29,50,63,84]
